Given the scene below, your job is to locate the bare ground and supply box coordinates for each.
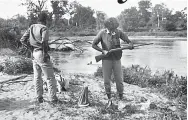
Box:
[0,73,185,120]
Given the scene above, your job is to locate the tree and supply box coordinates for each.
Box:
[181,7,187,30]
[71,3,96,29]
[173,8,187,30]
[96,11,107,30]
[118,7,139,31]
[162,20,176,31]
[21,0,49,25]
[51,0,69,26]
[21,0,48,15]
[138,0,152,27]
[150,3,172,28]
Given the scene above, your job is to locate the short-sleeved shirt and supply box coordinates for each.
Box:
[20,24,49,52]
[93,29,131,60]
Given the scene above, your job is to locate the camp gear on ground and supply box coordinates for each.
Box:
[56,74,69,92]
[78,86,90,107]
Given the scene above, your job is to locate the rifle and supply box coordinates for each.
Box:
[95,43,153,62]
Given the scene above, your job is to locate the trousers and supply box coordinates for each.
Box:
[102,59,124,95]
[32,50,57,101]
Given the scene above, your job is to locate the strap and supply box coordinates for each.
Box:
[30,26,37,42]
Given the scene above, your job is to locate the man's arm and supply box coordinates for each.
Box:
[41,27,49,53]
[20,28,30,47]
[92,30,108,54]
[119,30,134,49]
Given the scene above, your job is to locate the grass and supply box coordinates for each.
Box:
[94,65,187,116]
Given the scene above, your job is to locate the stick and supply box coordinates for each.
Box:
[0,75,28,84]
[6,80,32,84]
[49,36,66,45]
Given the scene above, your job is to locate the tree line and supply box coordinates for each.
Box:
[0,0,187,33]
[118,1,187,31]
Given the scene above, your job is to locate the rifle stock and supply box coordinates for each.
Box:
[95,54,106,62]
[95,43,153,62]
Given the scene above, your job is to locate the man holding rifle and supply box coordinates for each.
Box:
[92,17,134,110]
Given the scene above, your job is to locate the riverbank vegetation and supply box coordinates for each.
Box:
[0,55,187,119]
[0,54,187,108]
[95,65,187,119]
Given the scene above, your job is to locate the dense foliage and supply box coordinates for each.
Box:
[0,27,21,49]
[118,1,187,32]
[2,0,186,33]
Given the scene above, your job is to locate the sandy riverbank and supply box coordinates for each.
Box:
[1,73,185,120]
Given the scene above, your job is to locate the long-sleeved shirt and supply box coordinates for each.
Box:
[93,29,132,60]
[20,24,49,53]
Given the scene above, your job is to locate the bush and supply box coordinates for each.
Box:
[94,67,103,77]
[1,57,33,75]
[0,28,21,49]
[122,65,152,88]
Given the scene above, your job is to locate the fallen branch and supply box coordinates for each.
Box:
[0,74,28,84]
[50,37,85,52]
[6,79,32,84]
[49,37,69,45]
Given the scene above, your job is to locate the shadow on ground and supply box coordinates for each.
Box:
[0,98,34,111]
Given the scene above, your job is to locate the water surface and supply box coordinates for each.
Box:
[50,38,187,76]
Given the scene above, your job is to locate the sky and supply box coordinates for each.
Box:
[0,0,187,19]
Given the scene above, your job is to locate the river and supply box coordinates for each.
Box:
[49,37,187,76]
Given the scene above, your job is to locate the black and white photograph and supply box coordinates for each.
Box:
[0,0,187,119]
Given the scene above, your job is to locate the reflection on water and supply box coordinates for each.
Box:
[50,39,187,76]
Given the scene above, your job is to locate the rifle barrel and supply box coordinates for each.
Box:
[110,43,153,52]
[95,43,153,62]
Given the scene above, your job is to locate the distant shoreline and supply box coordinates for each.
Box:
[129,36,187,40]
[53,36,187,42]
[50,30,187,38]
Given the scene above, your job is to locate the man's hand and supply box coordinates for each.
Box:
[102,50,109,55]
[128,43,134,50]
[43,53,50,62]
